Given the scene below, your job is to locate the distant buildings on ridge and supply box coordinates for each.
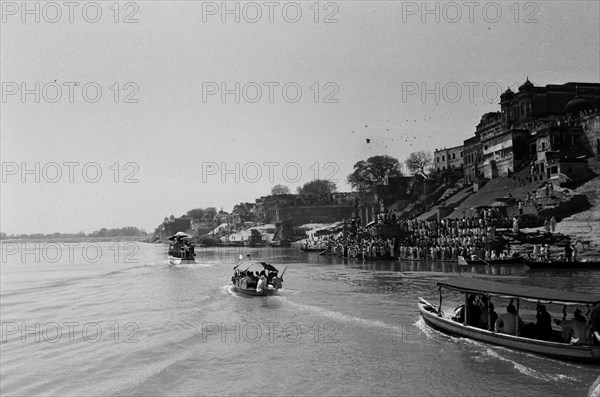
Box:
[435,79,600,186]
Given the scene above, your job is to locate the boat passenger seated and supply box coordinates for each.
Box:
[466,295,480,326]
[243,271,254,289]
[478,298,498,331]
[555,308,588,344]
[522,304,553,340]
[495,304,524,336]
[452,304,465,323]
[535,304,553,340]
[451,295,481,325]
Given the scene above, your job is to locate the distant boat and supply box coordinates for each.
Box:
[269,239,291,247]
[221,241,245,247]
[231,261,285,296]
[244,240,267,247]
[525,260,600,269]
[300,245,325,252]
[458,255,524,266]
[167,232,196,265]
[418,276,600,362]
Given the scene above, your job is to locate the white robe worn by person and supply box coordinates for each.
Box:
[256,275,267,293]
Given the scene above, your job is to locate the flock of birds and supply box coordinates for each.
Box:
[351,118,434,149]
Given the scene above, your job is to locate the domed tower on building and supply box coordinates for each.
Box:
[564,87,595,117]
[500,87,514,103]
[518,77,534,93]
[500,78,535,125]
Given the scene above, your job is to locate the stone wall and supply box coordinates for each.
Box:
[581,113,600,156]
[165,218,192,235]
[281,205,354,226]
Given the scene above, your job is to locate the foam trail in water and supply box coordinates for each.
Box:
[220,285,236,295]
[481,347,578,383]
[281,299,396,331]
[413,318,445,342]
[443,336,580,384]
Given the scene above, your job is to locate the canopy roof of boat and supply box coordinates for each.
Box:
[438,277,600,305]
[168,232,193,241]
[234,261,279,272]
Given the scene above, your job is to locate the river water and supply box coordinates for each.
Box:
[1,242,599,396]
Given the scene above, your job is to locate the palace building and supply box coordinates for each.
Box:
[448,79,600,186]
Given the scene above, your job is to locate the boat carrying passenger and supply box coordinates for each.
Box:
[418,276,600,362]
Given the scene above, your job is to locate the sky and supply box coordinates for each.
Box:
[1,0,599,234]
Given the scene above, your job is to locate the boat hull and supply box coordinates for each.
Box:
[526,260,600,269]
[458,256,524,266]
[419,302,600,362]
[232,284,278,296]
[168,256,196,265]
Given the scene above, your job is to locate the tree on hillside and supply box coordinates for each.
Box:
[186,208,206,220]
[297,179,337,202]
[347,155,403,191]
[405,151,433,177]
[205,207,217,221]
[271,184,290,195]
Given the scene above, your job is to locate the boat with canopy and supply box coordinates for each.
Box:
[167,232,196,265]
[418,276,600,362]
[231,257,285,296]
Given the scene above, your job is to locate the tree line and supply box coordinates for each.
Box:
[1,226,147,240]
[155,151,434,228]
[271,151,433,197]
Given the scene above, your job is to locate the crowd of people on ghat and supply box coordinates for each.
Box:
[452,295,600,345]
[320,210,516,261]
[305,205,581,263]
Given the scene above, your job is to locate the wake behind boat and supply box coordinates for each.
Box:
[167,232,196,265]
[231,256,285,296]
[418,277,600,362]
